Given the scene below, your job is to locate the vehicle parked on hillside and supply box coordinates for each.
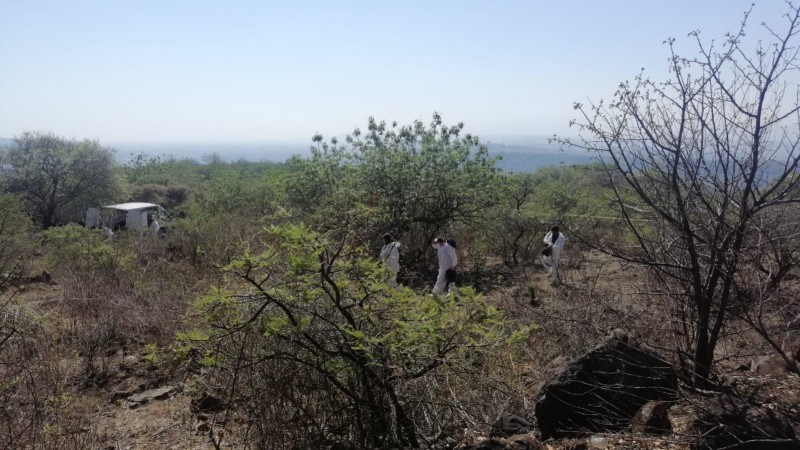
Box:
[85,202,170,232]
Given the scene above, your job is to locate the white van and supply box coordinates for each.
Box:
[85,202,170,232]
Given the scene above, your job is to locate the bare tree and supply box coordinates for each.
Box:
[559,4,800,386]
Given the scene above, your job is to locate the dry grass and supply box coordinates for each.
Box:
[2,234,798,449]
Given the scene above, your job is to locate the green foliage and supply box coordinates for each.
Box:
[122,153,205,187]
[129,183,190,210]
[41,225,132,275]
[0,132,120,228]
[119,155,287,266]
[524,164,618,222]
[188,222,529,447]
[0,194,34,288]
[283,113,504,264]
[124,153,285,210]
[142,343,160,365]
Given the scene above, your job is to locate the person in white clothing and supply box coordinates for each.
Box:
[432,237,458,295]
[150,217,161,237]
[379,233,401,288]
[542,225,566,285]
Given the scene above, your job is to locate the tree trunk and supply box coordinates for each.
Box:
[693,302,713,387]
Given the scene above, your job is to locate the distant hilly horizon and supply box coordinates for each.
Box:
[0,135,595,173]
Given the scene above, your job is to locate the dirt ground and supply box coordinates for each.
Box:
[5,247,800,449]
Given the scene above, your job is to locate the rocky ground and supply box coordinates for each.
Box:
[6,250,800,449]
[74,334,799,449]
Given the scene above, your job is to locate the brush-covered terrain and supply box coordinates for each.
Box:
[3,5,800,448]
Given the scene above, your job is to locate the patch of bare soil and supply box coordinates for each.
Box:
[87,388,242,449]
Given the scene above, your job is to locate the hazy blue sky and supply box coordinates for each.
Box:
[0,1,792,144]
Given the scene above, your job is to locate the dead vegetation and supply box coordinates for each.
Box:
[1,233,798,449]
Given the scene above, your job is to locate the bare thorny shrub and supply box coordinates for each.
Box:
[0,292,105,449]
[0,225,223,447]
[499,250,656,370]
[554,2,800,388]
[58,236,219,384]
[491,245,799,447]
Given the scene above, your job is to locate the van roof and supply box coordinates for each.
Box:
[102,202,160,211]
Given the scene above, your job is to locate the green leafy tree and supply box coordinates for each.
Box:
[284,113,503,263]
[0,132,119,228]
[183,222,527,448]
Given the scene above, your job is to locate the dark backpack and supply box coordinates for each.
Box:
[447,238,457,249]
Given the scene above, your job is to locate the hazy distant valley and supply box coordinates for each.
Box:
[113,138,595,172]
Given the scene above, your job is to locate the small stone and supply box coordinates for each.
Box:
[111,380,146,402]
[191,393,225,413]
[632,401,672,434]
[491,412,532,437]
[587,436,609,449]
[196,421,210,433]
[751,355,789,375]
[127,385,175,407]
[122,355,139,367]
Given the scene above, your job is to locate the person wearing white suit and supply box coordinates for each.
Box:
[432,237,458,295]
[542,226,566,285]
[379,233,401,289]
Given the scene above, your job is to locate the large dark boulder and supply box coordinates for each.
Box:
[693,393,798,449]
[534,332,678,438]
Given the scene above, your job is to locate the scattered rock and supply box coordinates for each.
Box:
[13,270,56,285]
[30,270,53,284]
[191,392,225,413]
[491,412,532,437]
[111,379,146,402]
[693,393,798,449]
[534,333,678,439]
[122,355,140,368]
[537,355,570,391]
[751,355,789,375]
[127,385,176,407]
[631,401,671,435]
[586,436,609,449]
[560,439,589,450]
[458,434,544,450]
[195,420,211,433]
[667,402,696,436]
[608,328,628,340]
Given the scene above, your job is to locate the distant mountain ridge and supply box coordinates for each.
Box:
[112,140,596,173]
[0,136,596,173]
